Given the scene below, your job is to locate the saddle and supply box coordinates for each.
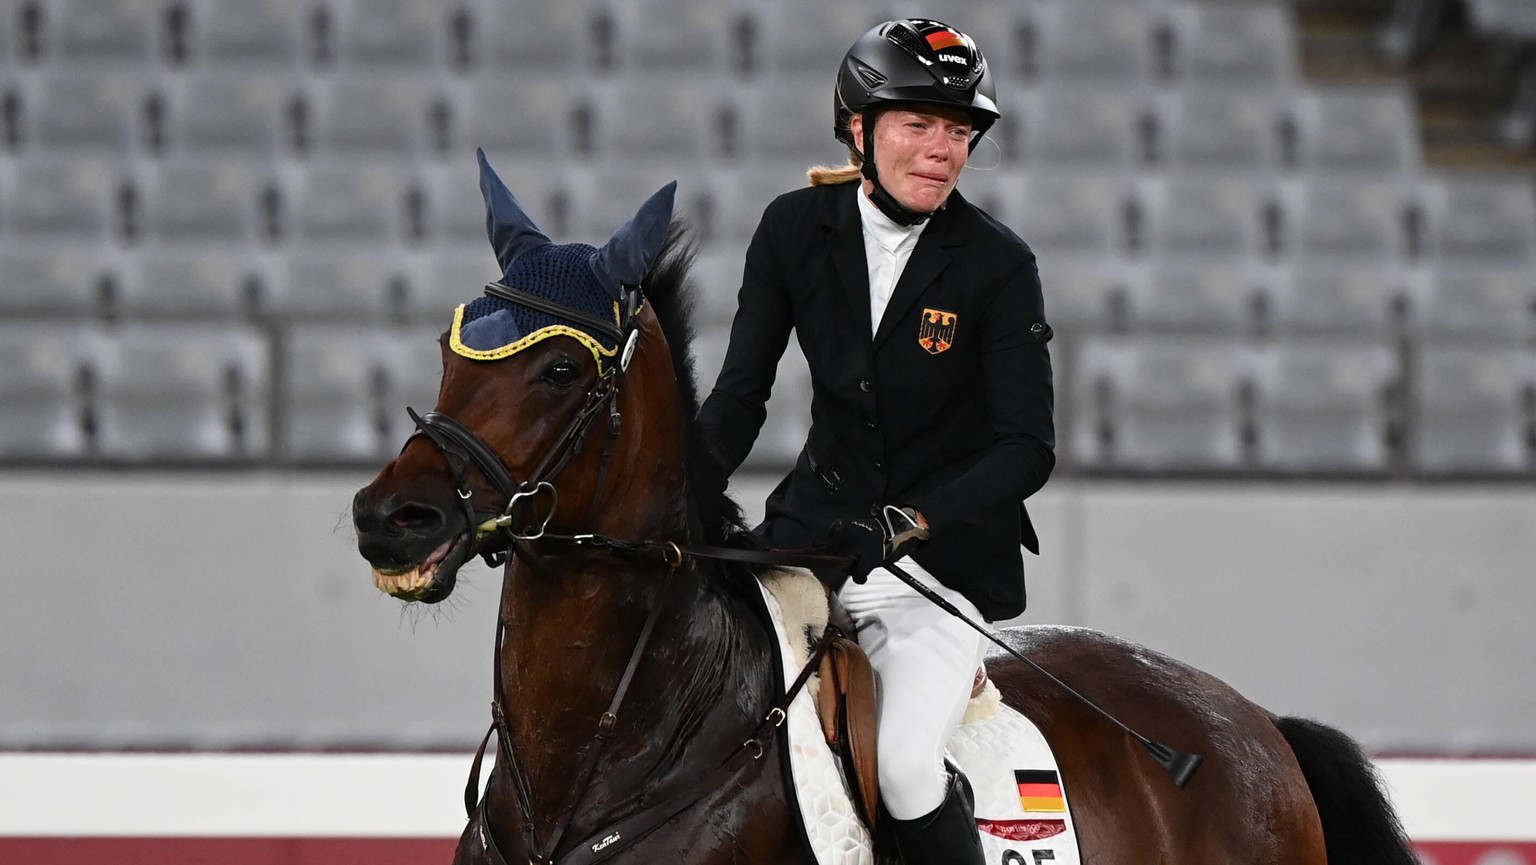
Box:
[814,596,990,834]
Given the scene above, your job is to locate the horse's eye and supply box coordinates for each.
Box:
[542,358,581,389]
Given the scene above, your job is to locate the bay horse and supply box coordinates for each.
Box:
[352,151,1417,865]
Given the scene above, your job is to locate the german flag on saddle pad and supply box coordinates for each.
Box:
[1015,769,1066,813]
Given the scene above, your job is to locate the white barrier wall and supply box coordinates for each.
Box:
[0,754,1530,840]
[1,754,1532,865]
[2,473,1534,752]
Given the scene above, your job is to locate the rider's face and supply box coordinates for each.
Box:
[851,105,973,214]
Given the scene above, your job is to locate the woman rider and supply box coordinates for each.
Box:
[694,18,1055,864]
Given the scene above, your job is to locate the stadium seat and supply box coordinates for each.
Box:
[2,157,122,241]
[608,0,740,75]
[1014,85,1147,171]
[470,0,596,74]
[0,0,12,67]
[588,77,728,163]
[1417,173,1536,265]
[0,323,94,459]
[417,157,566,247]
[278,324,389,462]
[163,72,296,157]
[135,159,265,244]
[116,247,258,319]
[1035,255,1125,330]
[183,0,309,68]
[407,245,501,322]
[565,163,702,248]
[1415,343,1534,473]
[1277,176,1410,262]
[328,0,447,70]
[750,0,896,77]
[1291,84,1422,177]
[379,326,448,447]
[1001,170,1130,257]
[1466,0,1536,38]
[267,248,404,321]
[93,324,272,461]
[1153,86,1284,172]
[0,241,105,316]
[306,75,437,158]
[1266,261,1403,334]
[446,77,578,161]
[1251,339,1399,472]
[1407,262,1535,342]
[690,242,749,327]
[1167,2,1298,87]
[731,78,847,164]
[43,0,161,67]
[278,162,407,246]
[1071,335,1251,470]
[1121,257,1263,332]
[1138,173,1270,259]
[707,161,817,245]
[19,70,145,153]
[1030,0,1157,83]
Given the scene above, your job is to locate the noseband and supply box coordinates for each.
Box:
[406,282,643,563]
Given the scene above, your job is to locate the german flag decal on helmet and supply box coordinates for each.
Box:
[918,308,958,355]
[925,28,966,52]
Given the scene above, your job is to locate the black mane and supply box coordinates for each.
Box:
[640,222,753,549]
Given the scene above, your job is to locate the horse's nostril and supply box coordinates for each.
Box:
[387,504,445,534]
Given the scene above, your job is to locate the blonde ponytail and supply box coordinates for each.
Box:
[807,150,864,186]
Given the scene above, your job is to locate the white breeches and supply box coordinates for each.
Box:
[836,557,989,820]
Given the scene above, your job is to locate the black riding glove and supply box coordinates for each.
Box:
[825,517,887,584]
[820,506,931,587]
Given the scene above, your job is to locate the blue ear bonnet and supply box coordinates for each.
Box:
[451,149,676,367]
[455,243,620,359]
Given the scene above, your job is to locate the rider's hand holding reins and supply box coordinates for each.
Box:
[823,505,931,586]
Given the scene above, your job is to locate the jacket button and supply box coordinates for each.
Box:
[866,422,876,431]
[859,380,872,393]
[874,461,883,471]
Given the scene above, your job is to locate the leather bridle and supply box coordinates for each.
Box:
[402,279,854,865]
[405,281,645,564]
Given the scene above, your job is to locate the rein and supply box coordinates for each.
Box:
[405,280,854,864]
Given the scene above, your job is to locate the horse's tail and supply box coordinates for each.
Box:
[1274,716,1417,865]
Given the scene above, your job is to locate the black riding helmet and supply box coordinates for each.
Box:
[833,18,1000,225]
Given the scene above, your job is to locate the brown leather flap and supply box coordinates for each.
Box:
[817,635,880,827]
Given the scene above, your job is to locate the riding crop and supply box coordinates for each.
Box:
[879,558,1204,789]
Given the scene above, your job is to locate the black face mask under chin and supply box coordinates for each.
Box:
[859,120,939,227]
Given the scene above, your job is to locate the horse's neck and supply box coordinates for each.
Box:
[497,554,775,843]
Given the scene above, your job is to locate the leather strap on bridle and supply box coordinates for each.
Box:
[485,556,677,863]
[466,620,842,865]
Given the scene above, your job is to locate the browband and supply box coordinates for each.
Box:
[484,282,625,347]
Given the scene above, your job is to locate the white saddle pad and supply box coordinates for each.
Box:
[756,571,1083,865]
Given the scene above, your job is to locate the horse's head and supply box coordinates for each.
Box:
[353,149,689,603]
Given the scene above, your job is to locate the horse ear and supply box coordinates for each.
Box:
[589,181,676,298]
[477,147,552,276]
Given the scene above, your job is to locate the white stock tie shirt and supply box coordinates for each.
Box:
[856,186,929,338]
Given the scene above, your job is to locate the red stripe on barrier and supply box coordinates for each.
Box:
[0,838,459,865]
[1415,842,1536,865]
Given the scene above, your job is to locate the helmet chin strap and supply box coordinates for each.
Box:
[860,119,935,227]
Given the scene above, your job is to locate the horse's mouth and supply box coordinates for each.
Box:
[371,533,472,604]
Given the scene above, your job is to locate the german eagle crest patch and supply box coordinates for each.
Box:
[918,308,958,355]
